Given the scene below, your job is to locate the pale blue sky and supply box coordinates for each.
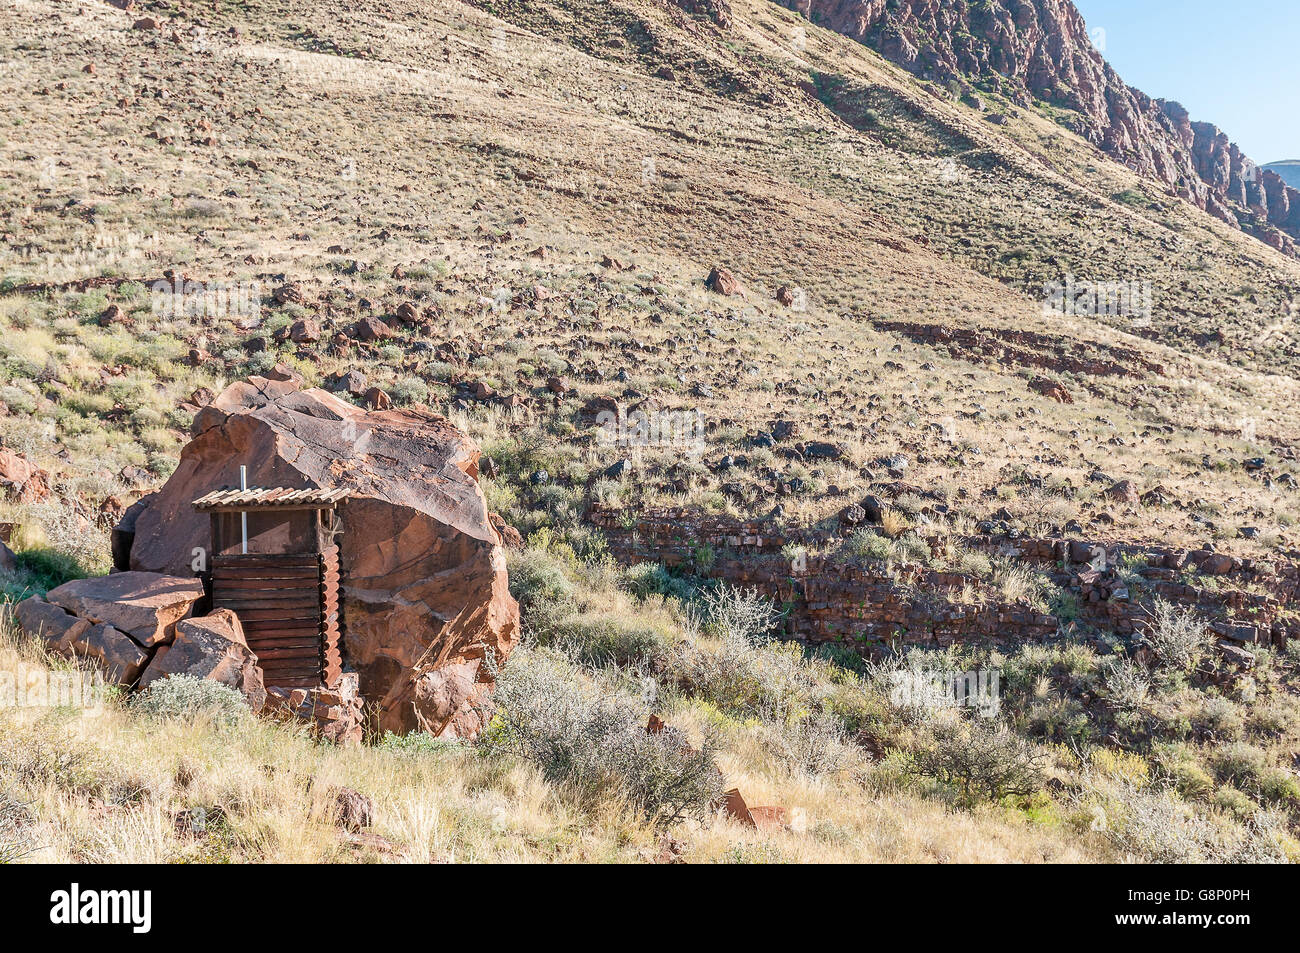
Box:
[1072,0,1299,163]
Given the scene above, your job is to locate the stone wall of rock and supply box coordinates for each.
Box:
[588,506,1296,652]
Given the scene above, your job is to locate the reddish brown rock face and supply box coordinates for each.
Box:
[15,596,91,653]
[122,374,519,737]
[0,448,51,503]
[780,0,1300,253]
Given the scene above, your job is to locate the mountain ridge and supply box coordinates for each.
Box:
[778,0,1300,255]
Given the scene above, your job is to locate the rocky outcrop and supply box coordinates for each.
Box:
[46,572,204,647]
[119,374,520,737]
[264,674,365,746]
[141,609,266,711]
[0,448,51,503]
[785,0,1300,253]
[71,622,150,686]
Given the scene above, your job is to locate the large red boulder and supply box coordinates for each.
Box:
[121,374,519,737]
[140,609,266,712]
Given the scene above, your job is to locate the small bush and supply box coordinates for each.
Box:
[507,547,577,636]
[756,710,856,778]
[1140,600,1210,674]
[1102,657,1150,711]
[484,651,723,826]
[909,715,1047,805]
[843,529,892,561]
[1088,780,1289,863]
[1192,694,1244,740]
[133,675,249,727]
[688,584,782,645]
[622,562,697,603]
[375,731,462,756]
[14,548,88,593]
[548,614,666,667]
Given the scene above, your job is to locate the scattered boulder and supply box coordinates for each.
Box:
[860,494,885,523]
[14,596,91,653]
[139,609,266,712]
[0,539,14,573]
[579,395,623,424]
[839,503,866,526]
[489,512,523,549]
[272,282,305,305]
[46,572,204,647]
[721,788,752,825]
[1105,480,1140,504]
[1215,641,1255,668]
[264,674,365,745]
[334,787,374,831]
[325,369,368,397]
[352,315,394,342]
[799,440,845,461]
[363,386,391,410]
[775,285,796,307]
[706,266,743,297]
[1028,375,1073,403]
[0,448,51,503]
[288,318,320,343]
[99,304,127,327]
[718,788,786,830]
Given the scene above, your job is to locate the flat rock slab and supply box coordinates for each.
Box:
[47,572,205,647]
[140,609,266,711]
[15,595,91,653]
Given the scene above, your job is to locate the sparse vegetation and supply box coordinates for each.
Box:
[0,0,1298,866]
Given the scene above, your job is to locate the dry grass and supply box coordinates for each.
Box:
[0,619,1115,863]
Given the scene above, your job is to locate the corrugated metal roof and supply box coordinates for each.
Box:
[192,486,350,510]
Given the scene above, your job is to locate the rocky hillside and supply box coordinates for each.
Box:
[2,0,1300,867]
[779,0,1300,253]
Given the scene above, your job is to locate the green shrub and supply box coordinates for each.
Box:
[13,548,89,594]
[483,650,723,825]
[1140,599,1210,674]
[133,675,249,727]
[548,614,666,667]
[909,715,1047,806]
[1158,753,1215,800]
[376,731,461,756]
[622,562,698,603]
[507,547,576,636]
[843,528,892,561]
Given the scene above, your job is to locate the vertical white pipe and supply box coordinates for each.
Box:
[240,465,248,555]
